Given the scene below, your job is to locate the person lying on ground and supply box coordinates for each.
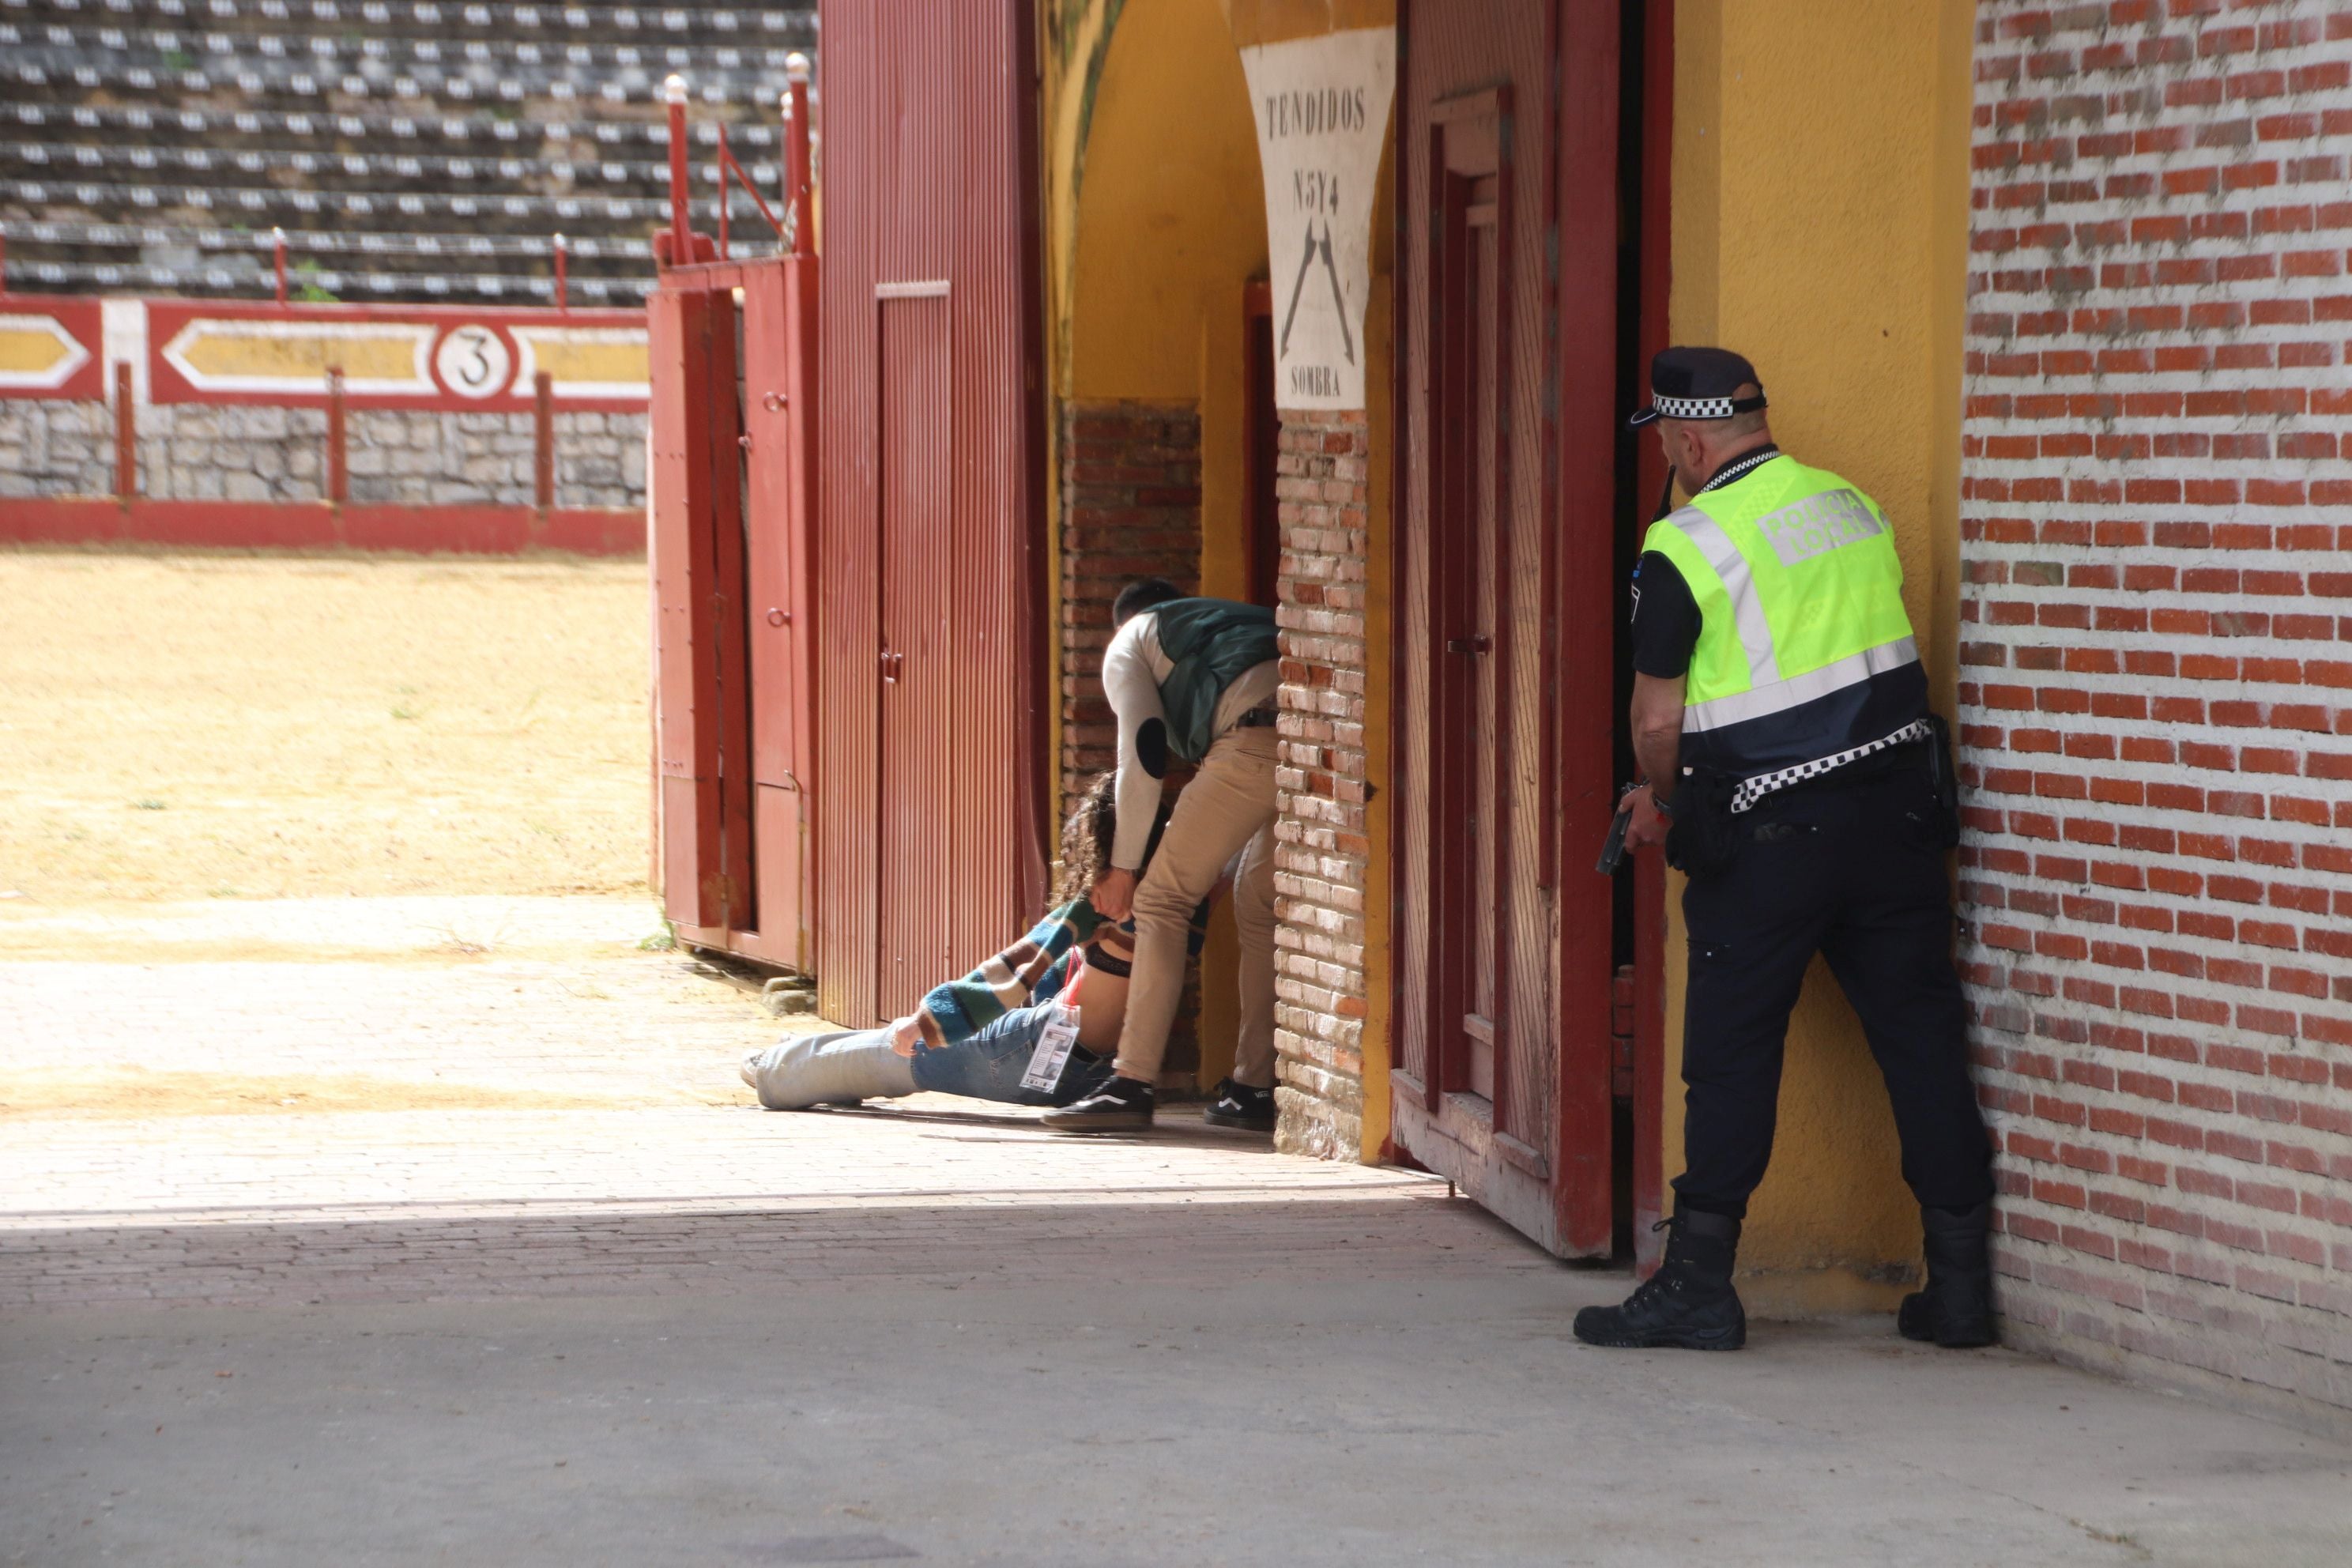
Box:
[739,772,1217,1114]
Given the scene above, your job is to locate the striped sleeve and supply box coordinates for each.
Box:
[913,899,1099,1048]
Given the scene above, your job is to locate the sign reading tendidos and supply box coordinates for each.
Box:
[1241,27,1396,413]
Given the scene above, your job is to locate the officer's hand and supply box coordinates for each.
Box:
[889,1016,923,1057]
[1093,866,1138,922]
[1620,785,1671,851]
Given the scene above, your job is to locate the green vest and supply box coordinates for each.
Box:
[1642,455,1927,778]
[1152,597,1279,765]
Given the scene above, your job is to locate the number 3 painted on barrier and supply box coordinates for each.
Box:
[433,326,513,400]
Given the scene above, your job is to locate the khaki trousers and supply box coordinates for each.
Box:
[1114,724,1279,1088]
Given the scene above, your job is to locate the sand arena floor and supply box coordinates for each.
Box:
[0,548,653,913]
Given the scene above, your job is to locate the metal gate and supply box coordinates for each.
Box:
[650,73,820,974]
[650,8,1050,1028]
[813,0,1050,1025]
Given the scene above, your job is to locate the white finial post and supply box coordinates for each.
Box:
[664,77,692,257]
[783,57,813,258]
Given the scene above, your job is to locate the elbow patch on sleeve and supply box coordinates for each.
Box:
[1136,718,1169,778]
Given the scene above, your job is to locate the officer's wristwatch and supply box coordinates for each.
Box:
[1642,780,1674,818]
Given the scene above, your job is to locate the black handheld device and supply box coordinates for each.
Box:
[1596,789,1635,875]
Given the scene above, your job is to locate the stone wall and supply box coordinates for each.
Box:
[0,399,646,511]
[0,401,115,498]
[1962,0,2352,1426]
[1270,408,1374,1161]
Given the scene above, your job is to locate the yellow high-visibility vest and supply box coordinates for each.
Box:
[1643,454,1928,778]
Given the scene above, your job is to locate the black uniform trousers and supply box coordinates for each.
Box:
[1672,756,1996,1220]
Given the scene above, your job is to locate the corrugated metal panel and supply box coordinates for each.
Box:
[816,0,1048,1026]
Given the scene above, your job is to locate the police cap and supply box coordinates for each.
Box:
[1627,345,1769,428]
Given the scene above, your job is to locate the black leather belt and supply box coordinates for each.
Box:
[1234,704,1280,729]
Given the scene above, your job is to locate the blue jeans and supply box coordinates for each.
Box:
[910,1002,1114,1107]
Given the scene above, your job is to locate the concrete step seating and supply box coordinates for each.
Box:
[0,0,812,306]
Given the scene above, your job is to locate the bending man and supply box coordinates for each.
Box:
[1042,579,1280,1133]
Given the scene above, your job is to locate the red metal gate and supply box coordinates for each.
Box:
[814,0,1050,1025]
[650,9,1050,1026]
[650,71,820,972]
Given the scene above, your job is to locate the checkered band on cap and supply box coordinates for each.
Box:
[1653,393,1740,420]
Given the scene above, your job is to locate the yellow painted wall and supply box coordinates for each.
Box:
[1667,0,1976,1311]
[1043,0,1394,1127]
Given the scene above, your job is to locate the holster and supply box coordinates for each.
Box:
[1919,712,1962,850]
[1664,766,1741,881]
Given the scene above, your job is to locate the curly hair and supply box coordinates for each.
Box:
[1052,771,1120,904]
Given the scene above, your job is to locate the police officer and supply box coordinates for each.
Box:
[1574,347,1997,1353]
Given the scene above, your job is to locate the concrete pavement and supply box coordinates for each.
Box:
[4,896,2349,1566]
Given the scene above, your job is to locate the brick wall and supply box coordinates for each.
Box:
[0,399,646,509]
[1272,408,1373,1159]
[1057,400,1202,815]
[1962,0,2352,1423]
[1057,398,1205,1080]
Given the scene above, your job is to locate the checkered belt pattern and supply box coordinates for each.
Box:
[1728,718,1933,814]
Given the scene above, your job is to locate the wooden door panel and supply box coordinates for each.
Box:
[706,286,756,937]
[737,255,820,969]
[650,285,727,932]
[1395,0,1617,1257]
[742,266,801,790]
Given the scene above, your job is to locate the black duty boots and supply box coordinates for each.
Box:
[1201,1076,1276,1131]
[1573,1209,1747,1351]
[1898,1200,1998,1348]
[1040,1075,1155,1133]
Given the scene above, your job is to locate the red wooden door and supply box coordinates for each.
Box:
[876,290,956,1016]
[1393,0,1622,1257]
[739,255,820,972]
[650,281,755,937]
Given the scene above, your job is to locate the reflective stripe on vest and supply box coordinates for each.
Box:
[1642,455,1924,771]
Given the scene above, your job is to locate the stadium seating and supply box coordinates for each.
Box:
[0,0,816,305]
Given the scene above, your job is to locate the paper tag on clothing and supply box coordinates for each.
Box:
[1020,1003,1082,1095]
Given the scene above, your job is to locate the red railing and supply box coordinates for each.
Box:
[0,231,647,552]
[646,59,822,969]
